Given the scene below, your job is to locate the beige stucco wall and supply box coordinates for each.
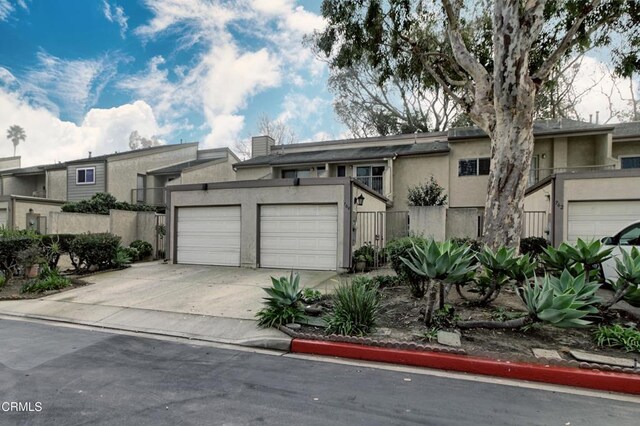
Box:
[46,169,67,200]
[524,181,552,213]
[446,208,479,239]
[180,158,236,184]
[49,212,110,235]
[137,212,158,255]
[107,145,198,202]
[11,199,63,231]
[352,183,387,248]
[448,139,491,208]
[560,176,640,241]
[2,175,38,197]
[392,154,450,211]
[409,206,446,241]
[612,141,640,164]
[169,183,349,270]
[110,210,138,246]
[567,137,596,167]
[235,166,273,180]
[0,157,20,171]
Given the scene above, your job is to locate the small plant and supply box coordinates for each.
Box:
[407,177,448,206]
[519,237,549,258]
[256,272,306,328]
[386,236,428,297]
[130,240,153,260]
[450,237,483,253]
[326,281,380,336]
[21,266,71,293]
[113,247,134,268]
[602,247,640,310]
[431,304,460,329]
[370,274,400,288]
[353,243,382,269]
[301,288,323,304]
[562,239,613,279]
[473,246,519,304]
[422,327,439,342]
[351,275,378,292]
[594,324,640,353]
[0,272,6,288]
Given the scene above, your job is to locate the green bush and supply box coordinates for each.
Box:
[40,234,76,269]
[370,274,400,288]
[326,281,380,336]
[407,177,447,206]
[0,235,39,279]
[62,192,156,215]
[256,272,306,328]
[594,324,640,353]
[130,240,153,260]
[69,233,121,272]
[113,247,135,268]
[301,288,323,304]
[0,273,6,288]
[353,243,383,269]
[351,275,378,292]
[450,237,483,253]
[21,266,71,293]
[386,236,428,295]
[519,237,549,258]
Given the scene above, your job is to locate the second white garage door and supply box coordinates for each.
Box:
[176,206,241,266]
[260,204,338,270]
[567,200,640,244]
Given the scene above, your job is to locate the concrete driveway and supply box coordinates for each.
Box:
[48,262,338,320]
[0,262,338,350]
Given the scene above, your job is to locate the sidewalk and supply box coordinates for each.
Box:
[0,262,338,351]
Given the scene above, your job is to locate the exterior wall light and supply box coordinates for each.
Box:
[354,194,365,206]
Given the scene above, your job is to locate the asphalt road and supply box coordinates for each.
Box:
[0,318,638,426]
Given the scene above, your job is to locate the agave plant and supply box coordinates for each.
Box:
[539,244,575,273]
[562,239,613,279]
[602,247,640,309]
[400,239,475,325]
[508,254,537,285]
[472,246,518,304]
[256,272,306,328]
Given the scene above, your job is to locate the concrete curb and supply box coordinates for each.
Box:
[291,339,640,395]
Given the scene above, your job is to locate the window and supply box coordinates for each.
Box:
[76,167,95,185]
[459,158,490,176]
[621,156,640,169]
[136,174,146,203]
[317,166,327,177]
[356,165,384,193]
[282,169,310,178]
[337,165,346,177]
[617,223,640,246]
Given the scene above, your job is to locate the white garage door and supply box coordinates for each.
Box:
[176,206,241,266]
[260,204,338,271]
[567,200,640,244]
[0,209,6,228]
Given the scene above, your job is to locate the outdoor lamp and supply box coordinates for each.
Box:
[354,194,365,206]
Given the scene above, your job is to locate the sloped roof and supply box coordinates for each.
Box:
[234,141,449,168]
[0,162,66,176]
[448,118,614,140]
[612,122,640,139]
[148,159,220,175]
[65,142,199,164]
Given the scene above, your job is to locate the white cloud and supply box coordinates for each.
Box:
[0,0,28,21]
[21,51,121,121]
[572,56,640,124]
[0,87,163,167]
[277,93,325,123]
[102,0,129,38]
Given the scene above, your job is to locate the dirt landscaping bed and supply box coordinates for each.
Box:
[0,275,90,300]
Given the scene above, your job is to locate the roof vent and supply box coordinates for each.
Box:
[88,151,92,158]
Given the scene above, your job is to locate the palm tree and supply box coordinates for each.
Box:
[6,125,26,157]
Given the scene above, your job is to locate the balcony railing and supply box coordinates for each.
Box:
[131,187,167,207]
[356,176,384,195]
[528,164,616,186]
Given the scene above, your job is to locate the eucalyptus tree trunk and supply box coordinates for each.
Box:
[481,1,540,251]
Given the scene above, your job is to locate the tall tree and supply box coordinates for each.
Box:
[316,0,640,249]
[6,125,26,157]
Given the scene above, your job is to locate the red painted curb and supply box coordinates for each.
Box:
[291,339,640,395]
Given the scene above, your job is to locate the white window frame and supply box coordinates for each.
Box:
[458,158,490,177]
[619,155,640,170]
[76,167,96,185]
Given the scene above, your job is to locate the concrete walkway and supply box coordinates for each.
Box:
[0,262,338,350]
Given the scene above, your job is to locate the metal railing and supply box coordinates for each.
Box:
[528,164,616,186]
[522,211,547,238]
[131,187,167,206]
[355,176,384,195]
[354,211,409,269]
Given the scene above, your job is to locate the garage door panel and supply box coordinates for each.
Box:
[177,206,241,266]
[568,201,640,244]
[260,204,338,271]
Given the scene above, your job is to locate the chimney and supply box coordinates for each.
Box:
[589,114,593,123]
[251,135,276,158]
[595,111,600,124]
[88,151,92,158]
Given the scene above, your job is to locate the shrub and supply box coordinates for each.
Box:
[69,233,121,272]
[256,272,306,328]
[62,192,156,215]
[450,237,483,253]
[519,237,549,258]
[351,275,378,292]
[594,324,640,353]
[386,236,428,295]
[602,247,640,309]
[301,288,323,304]
[113,247,135,268]
[407,177,447,206]
[326,281,380,336]
[353,243,383,269]
[370,274,400,288]
[0,229,39,280]
[21,266,71,293]
[130,240,153,260]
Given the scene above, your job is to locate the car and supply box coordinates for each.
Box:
[600,220,640,282]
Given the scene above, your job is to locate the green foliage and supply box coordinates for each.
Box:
[539,244,575,273]
[431,304,460,329]
[352,243,383,268]
[519,237,549,258]
[256,272,306,328]
[20,266,71,293]
[326,281,380,336]
[422,327,439,342]
[130,240,153,260]
[113,247,134,268]
[450,237,483,253]
[562,239,613,271]
[69,233,121,272]
[301,288,323,304]
[386,236,428,296]
[623,286,640,307]
[407,177,447,207]
[351,275,378,293]
[400,239,476,284]
[0,234,39,278]
[476,246,518,275]
[509,254,537,284]
[594,324,640,353]
[62,192,156,215]
[519,270,601,328]
[614,247,640,288]
[538,239,608,280]
[370,274,400,288]
[0,272,6,288]
[16,245,46,268]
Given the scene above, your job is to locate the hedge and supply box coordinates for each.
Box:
[62,193,156,215]
[69,233,121,272]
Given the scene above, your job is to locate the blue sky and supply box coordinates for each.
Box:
[0,0,341,165]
